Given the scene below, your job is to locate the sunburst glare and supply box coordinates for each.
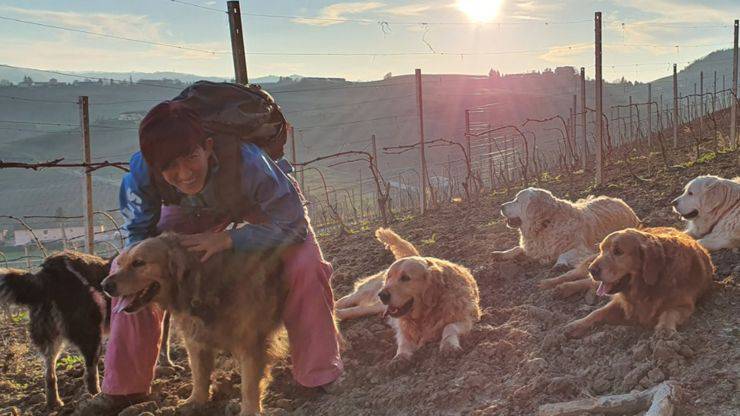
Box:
[457,0,503,23]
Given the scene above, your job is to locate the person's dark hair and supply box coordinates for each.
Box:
[139,101,207,172]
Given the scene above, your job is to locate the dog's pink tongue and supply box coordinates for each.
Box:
[112,295,134,314]
[596,282,608,297]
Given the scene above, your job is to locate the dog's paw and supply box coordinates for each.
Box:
[564,320,590,339]
[47,397,64,409]
[554,283,582,298]
[386,354,413,374]
[550,264,570,275]
[238,405,261,416]
[654,326,678,340]
[538,277,560,289]
[439,340,463,358]
[180,394,208,408]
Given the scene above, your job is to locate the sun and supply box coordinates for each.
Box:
[457,0,502,23]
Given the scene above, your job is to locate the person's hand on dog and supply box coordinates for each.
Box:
[180,231,233,262]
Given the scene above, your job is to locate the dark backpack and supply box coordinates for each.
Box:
[172,81,288,160]
[151,81,289,220]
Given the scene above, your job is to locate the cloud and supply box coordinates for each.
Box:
[538,41,670,65]
[538,42,592,64]
[511,1,563,14]
[0,36,231,76]
[291,2,386,27]
[0,6,165,41]
[618,0,730,24]
[608,0,736,46]
[0,6,232,75]
[383,1,450,17]
[0,6,232,65]
[499,0,564,23]
[540,0,738,66]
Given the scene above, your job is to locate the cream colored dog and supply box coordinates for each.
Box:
[672,175,740,251]
[493,187,641,268]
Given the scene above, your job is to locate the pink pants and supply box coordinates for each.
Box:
[102,209,342,394]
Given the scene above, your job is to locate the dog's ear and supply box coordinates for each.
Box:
[704,179,739,216]
[524,192,556,233]
[421,264,444,308]
[639,235,665,286]
[702,180,727,214]
[167,247,189,282]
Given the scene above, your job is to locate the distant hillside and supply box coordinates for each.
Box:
[623,49,738,104]
[0,49,738,221]
[0,66,301,85]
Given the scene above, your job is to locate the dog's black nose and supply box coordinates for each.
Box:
[102,280,117,296]
[588,266,601,280]
[378,290,390,305]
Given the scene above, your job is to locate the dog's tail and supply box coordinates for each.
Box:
[375,228,420,259]
[0,268,44,306]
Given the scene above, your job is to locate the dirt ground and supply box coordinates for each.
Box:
[1,146,738,416]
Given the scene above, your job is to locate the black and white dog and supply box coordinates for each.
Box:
[0,250,174,409]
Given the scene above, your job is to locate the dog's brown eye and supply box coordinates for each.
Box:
[400,274,410,282]
[132,259,145,268]
[687,191,693,196]
[613,247,622,256]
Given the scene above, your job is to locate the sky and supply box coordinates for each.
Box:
[0,0,739,83]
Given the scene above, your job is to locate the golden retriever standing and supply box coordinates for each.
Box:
[494,187,641,268]
[672,175,740,250]
[335,228,419,320]
[564,227,714,339]
[101,233,286,416]
[379,256,481,365]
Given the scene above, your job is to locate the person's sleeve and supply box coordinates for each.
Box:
[119,152,161,247]
[227,146,308,251]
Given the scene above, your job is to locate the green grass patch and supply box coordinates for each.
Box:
[674,151,717,169]
[57,355,84,371]
[539,172,562,183]
[0,379,29,390]
[10,311,28,324]
[398,214,415,222]
[421,233,437,246]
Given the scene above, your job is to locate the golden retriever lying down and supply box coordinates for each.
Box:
[380,255,481,365]
[672,175,740,251]
[335,228,419,320]
[101,233,286,416]
[564,227,714,339]
[494,187,641,268]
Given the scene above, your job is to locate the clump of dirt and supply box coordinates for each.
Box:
[1,148,738,416]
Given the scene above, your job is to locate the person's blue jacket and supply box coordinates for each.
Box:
[119,143,308,250]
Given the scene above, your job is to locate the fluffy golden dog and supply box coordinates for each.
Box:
[379,255,481,365]
[494,187,641,268]
[335,228,419,320]
[672,175,740,250]
[101,233,286,416]
[564,227,714,338]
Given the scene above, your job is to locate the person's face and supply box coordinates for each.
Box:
[160,138,214,195]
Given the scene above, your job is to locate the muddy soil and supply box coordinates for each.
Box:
[1,147,738,416]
